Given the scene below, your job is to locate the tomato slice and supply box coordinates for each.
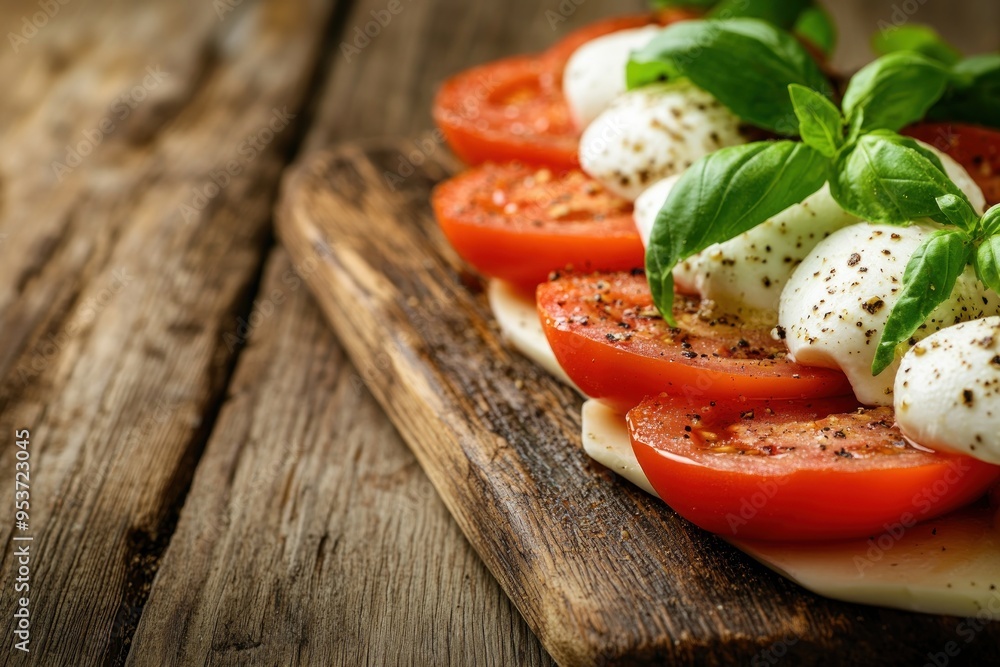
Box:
[629,395,1000,541]
[434,12,697,168]
[432,164,642,293]
[904,122,1000,206]
[538,272,853,414]
[433,55,579,169]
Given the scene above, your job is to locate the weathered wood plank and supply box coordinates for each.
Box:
[0,1,334,663]
[125,249,554,666]
[275,139,1000,666]
[129,0,647,663]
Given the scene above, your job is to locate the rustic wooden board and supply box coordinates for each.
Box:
[276,140,1000,666]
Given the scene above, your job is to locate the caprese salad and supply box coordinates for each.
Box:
[432,1,1000,619]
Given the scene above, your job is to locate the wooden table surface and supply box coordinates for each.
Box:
[0,0,995,665]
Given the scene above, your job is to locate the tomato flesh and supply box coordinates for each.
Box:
[904,122,1000,206]
[629,395,1000,542]
[538,272,853,414]
[434,55,580,169]
[433,165,642,292]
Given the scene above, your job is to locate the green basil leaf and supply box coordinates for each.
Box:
[830,131,965,225]
[789,83,843,157]
[646,141,828,321]
[928,54,1000,129]
[842,52,951,132]
[871,25,961,66]
[708,0,811,29]
[982,204,1000,236]
[974,236,1000,294]
[793,5,836,56]
[627,18,831,134]
[935,193,980,231]
[873,229,973,375]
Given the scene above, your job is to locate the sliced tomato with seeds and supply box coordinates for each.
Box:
[432,164,642,293]
[538,272,853,414]
[434,55,580,169]
[904,122,1000,206]
[629,396,1000,542]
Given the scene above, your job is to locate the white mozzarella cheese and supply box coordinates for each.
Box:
[895,316,1000,464]
[579,82,748,201]
[779,222,1000,406]
[563,26,662,129]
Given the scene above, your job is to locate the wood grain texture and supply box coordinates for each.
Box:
[0,1,334,664]
[126,249,553,666]
[276,140,1000,666]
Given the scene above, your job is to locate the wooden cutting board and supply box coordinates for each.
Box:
[275,139,1000,666]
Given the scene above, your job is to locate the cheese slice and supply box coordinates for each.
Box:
[487,280,582,393]
[580,399,1000,618]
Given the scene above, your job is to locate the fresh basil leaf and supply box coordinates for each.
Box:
[646,141,828,321]
[936,193,980,231]
[789,83,843,157]
[873,229,973,375]
[928,54,1000,129]
[627,18,831,134]
[708,0,811,28]
[871,25,961,66]
[842,52,951,132]
[830,131,965,225]
[793,5,836,56]
[974,236,1000,294]
[982,204,1000,236]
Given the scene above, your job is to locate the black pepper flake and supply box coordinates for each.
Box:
[835,448,854,459]
[833,430,846,439]
[862,298,885,315]
[963,389,975,406]
[681,350,698,359]
[847,253,861,267]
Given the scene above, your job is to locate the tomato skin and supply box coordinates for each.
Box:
[629,396,1000,542]
[433,55,580,169]
[538,272,853,414]
[432,165,642,293]
[903,122,1000,206]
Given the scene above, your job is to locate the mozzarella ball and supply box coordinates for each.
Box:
[894,317,1000,464]
[563,25,661,129]
[633,174,680,245]
[579,81,749,200]
[779,223,1000,406]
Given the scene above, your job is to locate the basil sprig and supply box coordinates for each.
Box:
[645,50,973,320]
[873,198,1000,374]
[627,18,831,134]
[873,25,1000,129]
[646,142,829,322]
